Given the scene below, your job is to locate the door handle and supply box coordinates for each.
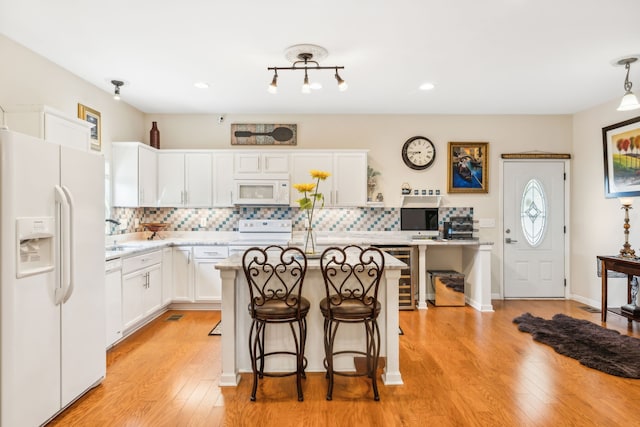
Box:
[505,237,518,244]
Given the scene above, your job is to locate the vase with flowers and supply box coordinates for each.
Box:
[294,169,330,254]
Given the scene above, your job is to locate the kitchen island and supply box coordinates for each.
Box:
[214,251,406,387]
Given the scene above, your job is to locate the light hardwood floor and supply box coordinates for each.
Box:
[49,301,640,426]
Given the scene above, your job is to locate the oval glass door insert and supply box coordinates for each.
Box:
[521,179,547,247]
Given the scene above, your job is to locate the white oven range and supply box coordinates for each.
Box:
[228,219,293,256]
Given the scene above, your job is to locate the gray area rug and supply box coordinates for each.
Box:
[513,312,640,379]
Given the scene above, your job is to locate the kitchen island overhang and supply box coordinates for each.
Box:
[215,251,406,387]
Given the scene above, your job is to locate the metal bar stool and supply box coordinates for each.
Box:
[242,245,309,401]
[319,245,385,401]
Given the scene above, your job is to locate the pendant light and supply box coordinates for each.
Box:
[616,58,640,111]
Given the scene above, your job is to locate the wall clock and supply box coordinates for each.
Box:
[401,136,436,170]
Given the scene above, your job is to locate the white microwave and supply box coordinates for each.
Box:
[233,179,290,205]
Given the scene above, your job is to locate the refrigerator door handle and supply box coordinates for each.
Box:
[54,185,71,305]
[61,185,76,303]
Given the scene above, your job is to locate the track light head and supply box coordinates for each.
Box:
[302,70,311,94]
[335,69,348,92]
[267,70,278,94]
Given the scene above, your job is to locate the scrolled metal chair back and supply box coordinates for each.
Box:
[242,245,307,317]
[320,245,385,315]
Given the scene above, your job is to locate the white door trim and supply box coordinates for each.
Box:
[499,158,571,299]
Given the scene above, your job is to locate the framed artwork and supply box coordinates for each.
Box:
[602,116,640,198]
[447,142,489,193]
[77,103,101,151]
[230,123,297,145]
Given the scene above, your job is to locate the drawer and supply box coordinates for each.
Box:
[193,246,229,259]
[122,250,162,274]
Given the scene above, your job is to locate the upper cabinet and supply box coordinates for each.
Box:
[213,152,234,207]
[290,150,368,207]
[112,142,158,207]
[4,105,92,151]
[234,152,289,175]
[157,151,212,207]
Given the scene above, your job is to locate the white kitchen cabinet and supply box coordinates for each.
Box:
[172,247,194,302]
[112,142,158,207]
[234,152,289,174]
[333,151,368,206]
[121,250,163,331]
[161,247,173,306]
[213,152,234,206]
[193,246,228,302]
[4,104,93,151]
[290,150,367,207]
[105,258,123,348]
[157,151,212,207]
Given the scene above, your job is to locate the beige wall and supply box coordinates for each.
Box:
[8,33,631,306]
[148,113,573,295]
[0,34,145,159]
[572,101,640,307]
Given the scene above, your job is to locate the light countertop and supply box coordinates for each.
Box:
[105,231,492,261]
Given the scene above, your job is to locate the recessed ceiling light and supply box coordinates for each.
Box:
[419,82,435,91]
[194,82,210,89]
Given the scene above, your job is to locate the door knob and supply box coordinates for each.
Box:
[505,237,518,244]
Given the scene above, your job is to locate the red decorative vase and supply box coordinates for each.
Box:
[150,121,160,149]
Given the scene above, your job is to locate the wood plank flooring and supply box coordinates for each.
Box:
[49,301,640,426]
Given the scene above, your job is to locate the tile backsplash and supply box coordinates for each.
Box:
[110,206,473,235]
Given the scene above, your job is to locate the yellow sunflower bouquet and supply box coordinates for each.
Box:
[294,169,330,254]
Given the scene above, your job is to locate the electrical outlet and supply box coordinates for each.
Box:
[200,218,207,227]
[134,218,140,228]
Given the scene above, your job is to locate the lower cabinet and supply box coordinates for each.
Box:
[172,246,194,302]
[194,246,228,302]
[173,245,228,304]
[121,250,163,331]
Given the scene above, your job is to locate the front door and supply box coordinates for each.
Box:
[503,161,566,298]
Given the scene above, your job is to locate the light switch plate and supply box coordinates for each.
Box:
[478,218,496,228]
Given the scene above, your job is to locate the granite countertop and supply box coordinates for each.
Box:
[105,231,493,261]
[215,251,408,271]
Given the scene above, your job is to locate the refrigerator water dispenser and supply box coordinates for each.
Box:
[16,217,54,277]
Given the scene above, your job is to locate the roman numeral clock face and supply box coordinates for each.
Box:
[401,136,436,170]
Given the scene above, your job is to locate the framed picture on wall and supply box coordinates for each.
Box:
[77,103,101,151]
[602,116,640,198]
[447,142,489,193]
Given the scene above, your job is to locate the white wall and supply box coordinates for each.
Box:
[572,100,640,307]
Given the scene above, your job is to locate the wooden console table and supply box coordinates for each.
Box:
[597,255,640,322]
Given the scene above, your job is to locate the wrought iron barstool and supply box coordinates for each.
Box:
[242,245,309,401]
[319,245,385,401]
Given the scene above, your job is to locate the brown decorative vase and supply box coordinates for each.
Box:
[150,121,160,149]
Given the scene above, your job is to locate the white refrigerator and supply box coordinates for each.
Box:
[0,129,106,426]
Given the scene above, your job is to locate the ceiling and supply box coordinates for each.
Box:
[2,0,640,115]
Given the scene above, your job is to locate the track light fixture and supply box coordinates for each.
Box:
[111,80,124,101]
[267,44,347,94]
[616,57,640,111]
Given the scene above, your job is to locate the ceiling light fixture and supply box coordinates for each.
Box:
[268,44,347,94]
[111,80,124,101]
[194,81,210,89]
[616,57,640,111]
